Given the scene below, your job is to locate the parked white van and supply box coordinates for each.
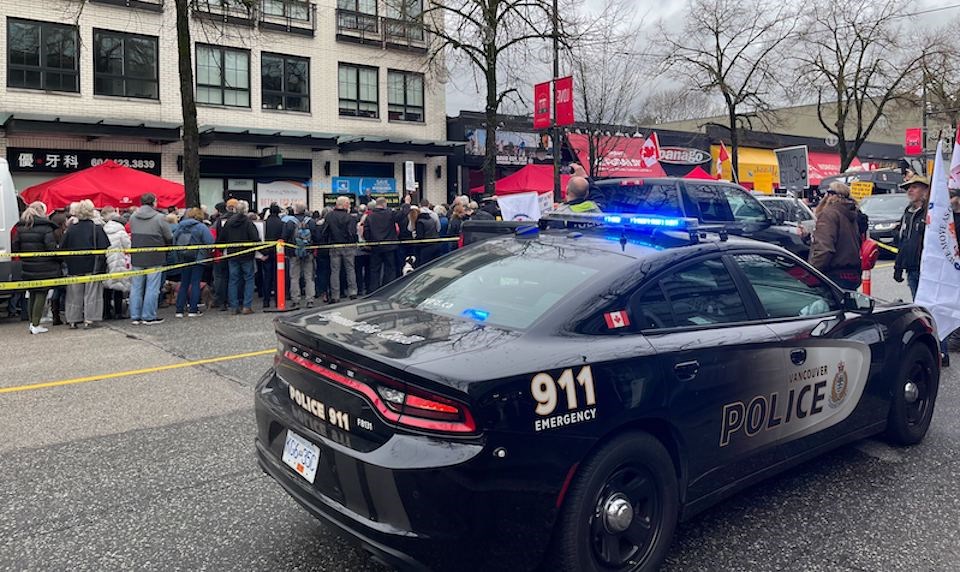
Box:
[1,157,20,282]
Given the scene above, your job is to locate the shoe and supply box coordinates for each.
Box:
[241,308,254,315]
[329,299,339,304]
[307,300,314,308]
[175,313,185,318]
[942,352,951,368]
[188,311,203,317]
[349,295,358,300]
[143,318,165,325]
[130,320,141,325]
[220,305,229,312]
[69,323,79,329]
[82,321,98,329]
[29,324,48,335]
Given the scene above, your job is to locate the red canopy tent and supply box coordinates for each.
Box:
[469,164,571,199]
[20,160,186,210]
[683,165,717,180]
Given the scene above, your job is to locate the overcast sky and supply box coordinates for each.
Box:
[443,0,960,117]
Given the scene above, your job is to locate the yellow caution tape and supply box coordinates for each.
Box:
[5,241,277,258]
[0,245,270,291]
[875,241,899,254]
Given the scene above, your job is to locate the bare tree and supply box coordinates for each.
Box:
[175,0,201,208]
[564,0,645,176]
[919,18,960,135]
[631,88,722,126]
[417,0,556,194]
[661,0,795,176]
[794,0,928,171]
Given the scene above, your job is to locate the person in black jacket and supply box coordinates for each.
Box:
[893,175,930,299]
[12,202,60,334]
[363,197,400,290]
[216,200,261,314]
[60,200,110,328]
[321,196,358,302]
[261,203,285,308]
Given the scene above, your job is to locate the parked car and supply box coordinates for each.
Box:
[464,178,808,257]
[256,212,941,572]
[860,193,910,249]
[819,168,904,195]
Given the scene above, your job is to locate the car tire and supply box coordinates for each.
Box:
[547,432,678,572]
[884,343,939,446]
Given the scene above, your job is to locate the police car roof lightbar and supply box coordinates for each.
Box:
[541,212,699,230]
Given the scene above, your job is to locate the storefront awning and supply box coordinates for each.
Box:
[338,136,464,156]
[711,145,778,185]
[198,125,339,149]
[1,112,181,142]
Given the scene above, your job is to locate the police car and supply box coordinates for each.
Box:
[254,213,940,572]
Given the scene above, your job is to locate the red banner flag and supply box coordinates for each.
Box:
[905,128,923,156]
[533,82,551,129]
[554,76,574,126]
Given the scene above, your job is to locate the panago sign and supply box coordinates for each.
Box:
[567,133,667,178]
[659,146,711,165]
[533,82,551,129]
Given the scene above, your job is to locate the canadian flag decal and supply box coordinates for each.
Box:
[604,310,630,329]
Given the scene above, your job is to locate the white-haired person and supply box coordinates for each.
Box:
[320,195,359,302]
[59,199,110,328]
[12,201,60,334]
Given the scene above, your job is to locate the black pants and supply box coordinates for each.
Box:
[213,260,230,307]
[261,254,276,306]
[103,288,125,319]
[369,248,398,292]
[355,253,370,295]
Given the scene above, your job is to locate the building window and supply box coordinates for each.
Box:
[263,0,309,20]
[388,70,423,122]
[93,30,159,99]
[384,0,424,41]
[337,0,378,31]
[7,18,79,92]
[338,64,378,118]
[262,53,309,112]
[196,45,250,107]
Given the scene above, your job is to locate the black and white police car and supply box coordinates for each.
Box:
[254,212,940,572]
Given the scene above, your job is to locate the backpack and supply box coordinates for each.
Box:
[294,217,312,258]
[175,226,199,262]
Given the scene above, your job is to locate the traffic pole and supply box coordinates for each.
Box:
[861,269,871,296]
[276,240,286,311]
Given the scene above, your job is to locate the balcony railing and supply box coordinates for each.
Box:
[260,0,317,35]
[336,9,427,52]
[90,0,164,11]
[192,0,316,35]
[192,0,255,25]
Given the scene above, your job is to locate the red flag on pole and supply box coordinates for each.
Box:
[554,76,574,126]
[533,82,551,129]
[717,141,730,180]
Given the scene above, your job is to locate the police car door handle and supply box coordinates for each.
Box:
[674,360,700,381]
[790,348,807,365]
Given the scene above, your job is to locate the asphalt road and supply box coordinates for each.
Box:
[2,263,959,572]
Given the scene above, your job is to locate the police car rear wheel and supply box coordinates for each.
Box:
[885,343,939,446]
[549,432,678,572]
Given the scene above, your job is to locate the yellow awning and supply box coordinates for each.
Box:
[711,145,779,183]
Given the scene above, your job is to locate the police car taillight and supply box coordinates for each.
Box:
[375,384,477,433]
[283,350,476,434]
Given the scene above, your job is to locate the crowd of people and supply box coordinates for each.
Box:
[8,191,501,334]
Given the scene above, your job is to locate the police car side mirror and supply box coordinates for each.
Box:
[843,291,874,314]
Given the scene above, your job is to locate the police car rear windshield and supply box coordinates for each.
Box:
[387,240,627,330]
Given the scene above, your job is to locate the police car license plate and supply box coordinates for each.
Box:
[281,430,320,484]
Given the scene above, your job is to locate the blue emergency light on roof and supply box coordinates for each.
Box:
[462,308,490,322]
[545,212,697,230]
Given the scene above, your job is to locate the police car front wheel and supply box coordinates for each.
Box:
[885,343,939,446]
[549,432,678,572]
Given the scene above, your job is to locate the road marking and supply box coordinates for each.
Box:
[875,262,894,269]
[0,349,275,395]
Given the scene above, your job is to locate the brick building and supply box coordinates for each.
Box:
[0,0,457,211]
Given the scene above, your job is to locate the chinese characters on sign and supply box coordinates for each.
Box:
[7,148,162,175]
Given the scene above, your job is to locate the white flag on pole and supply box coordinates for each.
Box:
[915,138,960,341]
[497,192,541,221]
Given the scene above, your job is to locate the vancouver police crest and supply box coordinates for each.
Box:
[829,362,849,408]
